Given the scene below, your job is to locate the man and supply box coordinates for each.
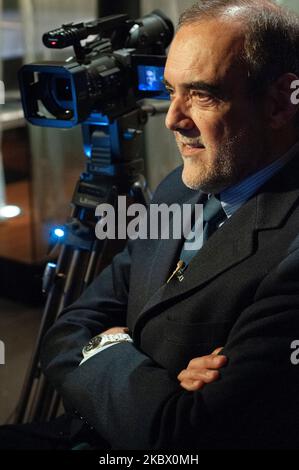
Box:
[140,68,161,91]
[3,0,299,449]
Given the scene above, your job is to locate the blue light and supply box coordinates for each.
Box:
[84,144,91,158]
[86,113,109,126]
[54,228,65,238]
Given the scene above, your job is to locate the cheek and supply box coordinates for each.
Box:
[196,116,228,146]
[189,100,237,145]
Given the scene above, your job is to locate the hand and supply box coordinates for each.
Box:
[101,326,129,335]
[177,347,227,392]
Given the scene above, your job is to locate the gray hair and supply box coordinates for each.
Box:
[178,0,299,97]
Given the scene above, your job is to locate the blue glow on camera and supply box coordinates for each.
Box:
[54,227,65,238]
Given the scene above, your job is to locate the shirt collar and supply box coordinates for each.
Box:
[218,140,299,219]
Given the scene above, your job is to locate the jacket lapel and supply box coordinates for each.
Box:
[142,190,206,301]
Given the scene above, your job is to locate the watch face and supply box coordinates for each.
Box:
[83,335,102,353]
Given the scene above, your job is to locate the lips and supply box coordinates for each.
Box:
[180,141,205,149]
[180,142,206,157]
[185,143,205,149]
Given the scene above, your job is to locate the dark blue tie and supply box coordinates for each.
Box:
[202,194,227,241]
[167,195,227,283]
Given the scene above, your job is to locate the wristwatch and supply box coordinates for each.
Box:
[82,333,133,359]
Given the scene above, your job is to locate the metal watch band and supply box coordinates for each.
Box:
[82,333,132,358]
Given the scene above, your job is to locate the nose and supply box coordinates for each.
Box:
[165,97,195,132]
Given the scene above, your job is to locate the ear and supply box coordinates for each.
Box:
[266,73,299,130]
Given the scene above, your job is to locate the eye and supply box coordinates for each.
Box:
[165,87,174,96]
[190,90,215,103]
[165,88,175,100]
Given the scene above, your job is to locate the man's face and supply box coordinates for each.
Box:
[164,19,269,193]
[146,70,155,85]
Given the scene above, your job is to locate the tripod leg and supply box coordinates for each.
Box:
[14,245,91,423]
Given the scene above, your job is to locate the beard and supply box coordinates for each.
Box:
[176,127,268,194]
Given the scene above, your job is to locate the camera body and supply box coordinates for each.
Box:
[18,11,173,128]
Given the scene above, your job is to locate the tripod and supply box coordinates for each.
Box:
[14,102,168,424]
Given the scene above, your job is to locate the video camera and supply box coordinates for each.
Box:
[18,10,173,129]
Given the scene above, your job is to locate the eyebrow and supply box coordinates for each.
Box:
[163,78,225,98]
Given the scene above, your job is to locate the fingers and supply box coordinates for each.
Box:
[212,347,224,355]
[178,368,220,384]
[179,379,205,392]
[178,366,222,391]
[177,347,228,392]
[187,352,227,371]
[179,368,221,391]
[182,368,220,382]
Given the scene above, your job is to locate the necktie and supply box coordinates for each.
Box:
[203,194,227,241]
[167,195,227,283]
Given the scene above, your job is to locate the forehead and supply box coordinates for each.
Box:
[165,20,246,86]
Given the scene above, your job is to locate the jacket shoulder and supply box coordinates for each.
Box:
[151,165,198,205]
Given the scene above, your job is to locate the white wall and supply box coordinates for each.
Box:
[276,0,299,12]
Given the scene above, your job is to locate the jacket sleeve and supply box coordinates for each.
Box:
[40,242,132,390]
[49,243,299,450]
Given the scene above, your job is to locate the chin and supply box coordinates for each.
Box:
[182,166,228,193]
[181,167,204,191]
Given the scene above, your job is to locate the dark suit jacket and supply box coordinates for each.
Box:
[40,156,299,450]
